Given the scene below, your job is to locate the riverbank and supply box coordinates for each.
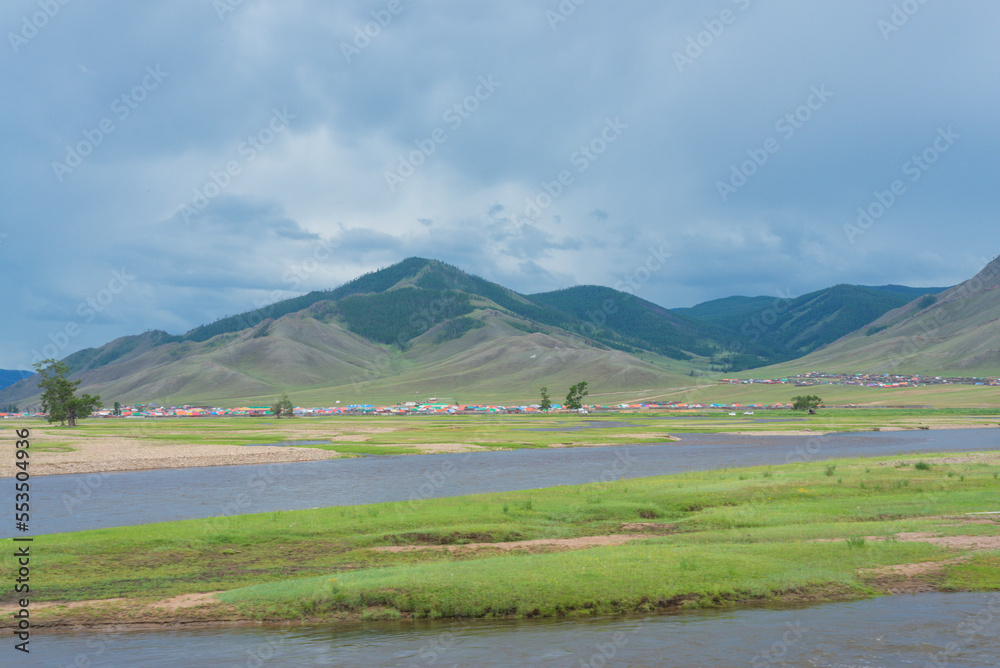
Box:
[4,449,999,629]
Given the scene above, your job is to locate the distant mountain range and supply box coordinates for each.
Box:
[674,283,949,369]
[0,369,33,392]
[761,256,1000,377]
[0,256,980,407]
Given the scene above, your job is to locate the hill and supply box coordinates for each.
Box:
[0,259,701,407]
[677,284,951,370]
[757,256,1000,376]
[0,369,32,392]
[0,257,973,408]
[528,286,732,360]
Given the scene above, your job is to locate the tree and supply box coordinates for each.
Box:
[2,403,18,414]
[113,401,121,416]
[565,381,589,410]
[539,387,551,412]
[271,392,294,418]
[791,395,823,414]
[33,359,101,427]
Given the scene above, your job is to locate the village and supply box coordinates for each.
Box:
[3,372,997,420]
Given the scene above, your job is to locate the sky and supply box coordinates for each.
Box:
[1,0,997,370]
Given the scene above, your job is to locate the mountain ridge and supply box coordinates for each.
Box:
[1,257,978,406]
[754,256,1000,376]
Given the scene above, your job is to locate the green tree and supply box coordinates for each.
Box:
[33,359,102,427]
[791,395,823,414]
[2,403,18,414]
[565,381,589,410]
[539,387,551,412]
[113,401,121,416]
[271,392,294,418]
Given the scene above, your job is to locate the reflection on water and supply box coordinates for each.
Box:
[32,593,1000,667]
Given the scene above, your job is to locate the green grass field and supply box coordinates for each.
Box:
[2,410,997,464]
[6,449,999,624]
[6,407,998,458]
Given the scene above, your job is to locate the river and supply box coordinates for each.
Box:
[31,592,1000,666]
[11,428,998,537]
[13,428,1000,666]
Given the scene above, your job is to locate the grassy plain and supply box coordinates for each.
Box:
[5,406,999,460]
[5,448,1000,626]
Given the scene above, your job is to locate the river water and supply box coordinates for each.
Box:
[31,592,1000,667]
[12,428,998,537]
[12,428,1000,666]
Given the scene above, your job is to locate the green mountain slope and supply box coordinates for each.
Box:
[757,257,1000,376]
[673,295,776,325]
[679,284,953,370]
[529,286,732,360]
[859,284,949,299]
[1,256,973,407]
[0,369,33,392]
[1,260,698,406]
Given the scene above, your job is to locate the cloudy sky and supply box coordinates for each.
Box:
[2,0,997,370]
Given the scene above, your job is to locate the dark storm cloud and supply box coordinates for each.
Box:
[1,0,997,367]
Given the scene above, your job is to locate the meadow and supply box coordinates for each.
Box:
[7,406,1000,459]
[6,446,1000,626]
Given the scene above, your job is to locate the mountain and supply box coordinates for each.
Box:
[677,285,948,325]
[859,284,949,299]
[0,259,702,407]
[529,286,732,360]
[1,257,972,408]
[0,369,32,392]
[758,256,1000,376]
[676,284,952,369]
